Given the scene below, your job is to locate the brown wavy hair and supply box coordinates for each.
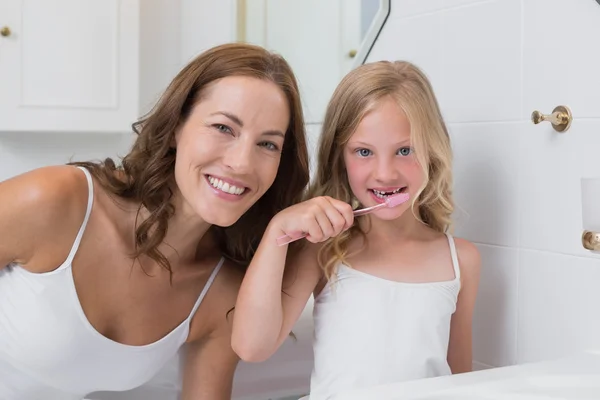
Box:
[308,60,453,281]
[71,43,309,273]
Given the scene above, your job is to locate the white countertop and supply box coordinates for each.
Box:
[331,350,600,399]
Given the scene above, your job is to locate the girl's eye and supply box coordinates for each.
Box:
[398,147,413,156]
[260,141,280,152]
[214,124,233,134]
[356,148,372,157]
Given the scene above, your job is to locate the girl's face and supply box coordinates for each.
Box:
[173,76,290,227]
[343,97,425,221]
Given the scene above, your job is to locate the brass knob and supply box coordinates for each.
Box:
[0,26,11,37]
[531,105,573,132]
[582,230,600,251]
[348,49,357,58]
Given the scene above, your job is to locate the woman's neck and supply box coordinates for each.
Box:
[159,191,213,264]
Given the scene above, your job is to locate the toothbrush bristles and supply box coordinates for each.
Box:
[384,192,410,208]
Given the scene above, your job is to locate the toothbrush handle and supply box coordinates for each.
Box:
[275,203,385,246]
[352,202,385,216]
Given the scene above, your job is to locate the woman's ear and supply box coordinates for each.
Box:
[171,124,183,149]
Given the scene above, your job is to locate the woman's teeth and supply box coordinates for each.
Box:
[372,188,404,198]
[208,176,246,195]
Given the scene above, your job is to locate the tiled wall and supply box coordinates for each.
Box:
[5,0,600,396]
[360,0,600,369]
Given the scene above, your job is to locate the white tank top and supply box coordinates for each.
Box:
[308,234,461,399]
[0,167,224,400]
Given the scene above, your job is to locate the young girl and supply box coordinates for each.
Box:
[232,60,481,399]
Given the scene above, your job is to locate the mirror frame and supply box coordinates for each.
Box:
[351,0,391,68]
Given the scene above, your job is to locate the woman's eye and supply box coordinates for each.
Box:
[398,147,413,156]
[214,124,232,134]
[356,148,372,157]
[260,141,280,152]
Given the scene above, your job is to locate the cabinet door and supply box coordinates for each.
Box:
[242,0,362,124]
[0,0,139,133]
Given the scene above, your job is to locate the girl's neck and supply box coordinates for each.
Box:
[360,208,426,243]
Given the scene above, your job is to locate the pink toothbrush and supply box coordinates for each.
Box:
[276,192,410,246]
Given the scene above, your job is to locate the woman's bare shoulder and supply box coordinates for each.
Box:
[0,165,92,271]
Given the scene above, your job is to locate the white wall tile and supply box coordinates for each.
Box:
[390,0,443,19]
[518,120,600,257]
[517,249,600,364]
[450,122,522,247]
[523,0,600,119]
[440,0,521,123]
[367,12,444,97]
[438,0,498,10]
[390,0,494,19]
[472,244,519,368]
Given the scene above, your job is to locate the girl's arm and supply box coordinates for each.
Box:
[232,196,354,362]
[447,238,481,373]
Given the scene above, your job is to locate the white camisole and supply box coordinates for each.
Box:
[308,234,461,399]
[0,167,224,400]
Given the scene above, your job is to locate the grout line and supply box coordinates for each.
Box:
[446,117,600,126]
[472,242,600,261]
[515,0,524,367]
[519,0,525,122]
[514,246,521,365]
[388,0,497,21]
[448,120,526,125]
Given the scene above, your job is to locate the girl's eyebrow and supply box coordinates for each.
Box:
[349,138,411,147]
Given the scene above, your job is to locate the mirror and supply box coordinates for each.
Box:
[236,0,391,123]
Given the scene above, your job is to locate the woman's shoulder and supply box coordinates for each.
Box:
[3,165,90,205]
[0,165,94,271]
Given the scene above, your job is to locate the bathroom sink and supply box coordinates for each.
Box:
[331,351,600,400]
[413,373,600,400]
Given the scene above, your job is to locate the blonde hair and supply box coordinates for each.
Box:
[308,60,453,281]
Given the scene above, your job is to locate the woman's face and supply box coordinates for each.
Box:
[174,75,290,227]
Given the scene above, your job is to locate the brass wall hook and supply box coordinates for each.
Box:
[531,105,573,132]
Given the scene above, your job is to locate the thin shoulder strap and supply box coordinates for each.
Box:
[187,257,226,318]
[57,166,94,270]
[446,233,461,281]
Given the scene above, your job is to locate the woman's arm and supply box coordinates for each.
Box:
[181,329,240,400]
[232,196,354,362]
[447,238,481,373]
[181,261,243,399]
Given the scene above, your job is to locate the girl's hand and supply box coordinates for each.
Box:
[269,196,355,244]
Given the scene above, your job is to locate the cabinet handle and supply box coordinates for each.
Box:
[0,26,11,37]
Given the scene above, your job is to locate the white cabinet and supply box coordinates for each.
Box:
[0,0,139,133]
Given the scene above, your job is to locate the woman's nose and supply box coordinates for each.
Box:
[223,139,254,173]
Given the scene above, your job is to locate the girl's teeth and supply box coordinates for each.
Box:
[373,188,403,198]
[208,176,245,195]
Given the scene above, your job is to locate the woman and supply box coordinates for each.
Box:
[0,43,309,400]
